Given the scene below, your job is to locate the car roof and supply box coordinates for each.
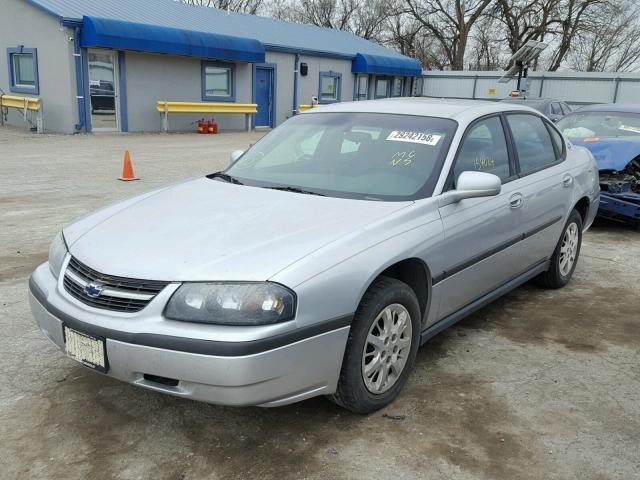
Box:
[303,98,538,121]
[501,98,555,104]
[573,103,640,114]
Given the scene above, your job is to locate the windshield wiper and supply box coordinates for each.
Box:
[209,172,243,185]
[267,186,326,196]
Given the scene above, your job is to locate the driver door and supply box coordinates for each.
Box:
[433,115,523,320]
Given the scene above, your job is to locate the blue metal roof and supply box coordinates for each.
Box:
[352,53,421,77]
[26,0,416,67]
[81,16,265,63]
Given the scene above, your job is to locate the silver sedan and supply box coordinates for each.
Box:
[29,99,599,413]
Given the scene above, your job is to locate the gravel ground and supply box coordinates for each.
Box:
[1,126,639,480]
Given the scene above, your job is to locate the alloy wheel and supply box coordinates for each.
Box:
[362,303,412,394]
[559,222,579,276]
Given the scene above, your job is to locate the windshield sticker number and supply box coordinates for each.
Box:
[390,150,416,166]
[386,131,441,146]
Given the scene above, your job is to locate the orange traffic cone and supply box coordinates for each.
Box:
[118,150,139,181]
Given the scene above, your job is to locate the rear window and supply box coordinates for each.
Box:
[507,114,558,174]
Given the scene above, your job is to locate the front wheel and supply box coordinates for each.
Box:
[328,276,421,414]
[536,209,583,289]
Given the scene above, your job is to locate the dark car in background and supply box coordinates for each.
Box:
[89,80,116,113]
[557,104,640,227]
[501,97,572,123]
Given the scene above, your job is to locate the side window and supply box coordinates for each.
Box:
[319,71,342,104]
[452,116,511,185]
[392,77,403,97]
[355,75,368,101]
[202,62,235,101]
[547,124,565,160]
[375,77,389,99]
[561,103,572,115]
[507,114,558,174]
[7,47,39,94]
[550,103,562,115]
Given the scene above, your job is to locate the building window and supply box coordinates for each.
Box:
[412,77,424,96]
[392,77,403,97]
[7,47,39,94]
[319,71,341,104]
[355,74,368,101]
[374,77,389,99]
[202,61,235,101]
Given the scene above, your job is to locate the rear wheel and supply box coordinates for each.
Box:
[536,209,583,289]
[329,276,421,414]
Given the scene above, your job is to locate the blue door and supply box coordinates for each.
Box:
[255,67,274,127]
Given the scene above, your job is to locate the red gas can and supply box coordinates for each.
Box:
[208,119,218,134]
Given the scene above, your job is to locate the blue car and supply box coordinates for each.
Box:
[557,104,640,226]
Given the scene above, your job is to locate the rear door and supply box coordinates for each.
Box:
[434,115,523,320]
[505,113,571,268]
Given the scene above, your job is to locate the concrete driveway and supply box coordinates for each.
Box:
[1,126,639,479]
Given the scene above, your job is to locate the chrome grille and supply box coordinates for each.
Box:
[63,256,169,313]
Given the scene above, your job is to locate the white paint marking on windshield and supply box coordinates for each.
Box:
[386,131,442,146]
[619,125,640,134]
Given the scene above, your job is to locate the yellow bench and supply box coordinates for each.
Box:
[156,101,258,132]
[0,94,43,133]
[298,104,320,112]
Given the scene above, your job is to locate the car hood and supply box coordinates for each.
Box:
[65,178,411,282]
[571,136,640,171]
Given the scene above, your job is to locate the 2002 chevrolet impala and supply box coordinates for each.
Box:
[29,99,599,414]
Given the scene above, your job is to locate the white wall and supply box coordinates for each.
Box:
[0,0,76,133]
[420,70,640,105]
[297,56,354,106]
[124,51,252,132]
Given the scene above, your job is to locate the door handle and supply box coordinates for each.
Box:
[562,174,573,187]
[509,193,523,209]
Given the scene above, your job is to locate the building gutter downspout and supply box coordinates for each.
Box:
[72,25,87,132]
[292,53,299,116]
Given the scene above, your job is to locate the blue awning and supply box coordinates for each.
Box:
[81,16,265,63]
[352,53,422,77]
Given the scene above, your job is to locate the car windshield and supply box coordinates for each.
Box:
[223,112,457,201]
[557,111,640,139]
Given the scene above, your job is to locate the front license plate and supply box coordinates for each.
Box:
[63,325,108,373]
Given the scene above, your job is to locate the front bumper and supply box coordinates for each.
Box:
[28,263,350,407]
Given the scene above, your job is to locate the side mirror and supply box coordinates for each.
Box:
[439,171,501,207]
[230,150,244,163]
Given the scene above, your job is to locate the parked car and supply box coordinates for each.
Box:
[89,80,116,113]
[500,97,572,122]
[557,104,640,226]
[29,99,599,414]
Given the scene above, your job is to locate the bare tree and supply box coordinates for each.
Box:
[403,0,493,70]
[568,1,640,71]
[179,0,264,14]
[269,0,393,41]
[467,14,504,70]
[490,0,559,56]
[386,12,450,69]
[178,0,640,72]
[546,0,608,71]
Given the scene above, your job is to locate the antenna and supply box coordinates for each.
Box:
[498,40,547,98]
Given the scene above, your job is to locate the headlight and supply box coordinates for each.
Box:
[164,282,296,325]
[48,231,68,279]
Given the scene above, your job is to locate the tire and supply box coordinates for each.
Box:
[536,209,583,289]
[328,276,421,414]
